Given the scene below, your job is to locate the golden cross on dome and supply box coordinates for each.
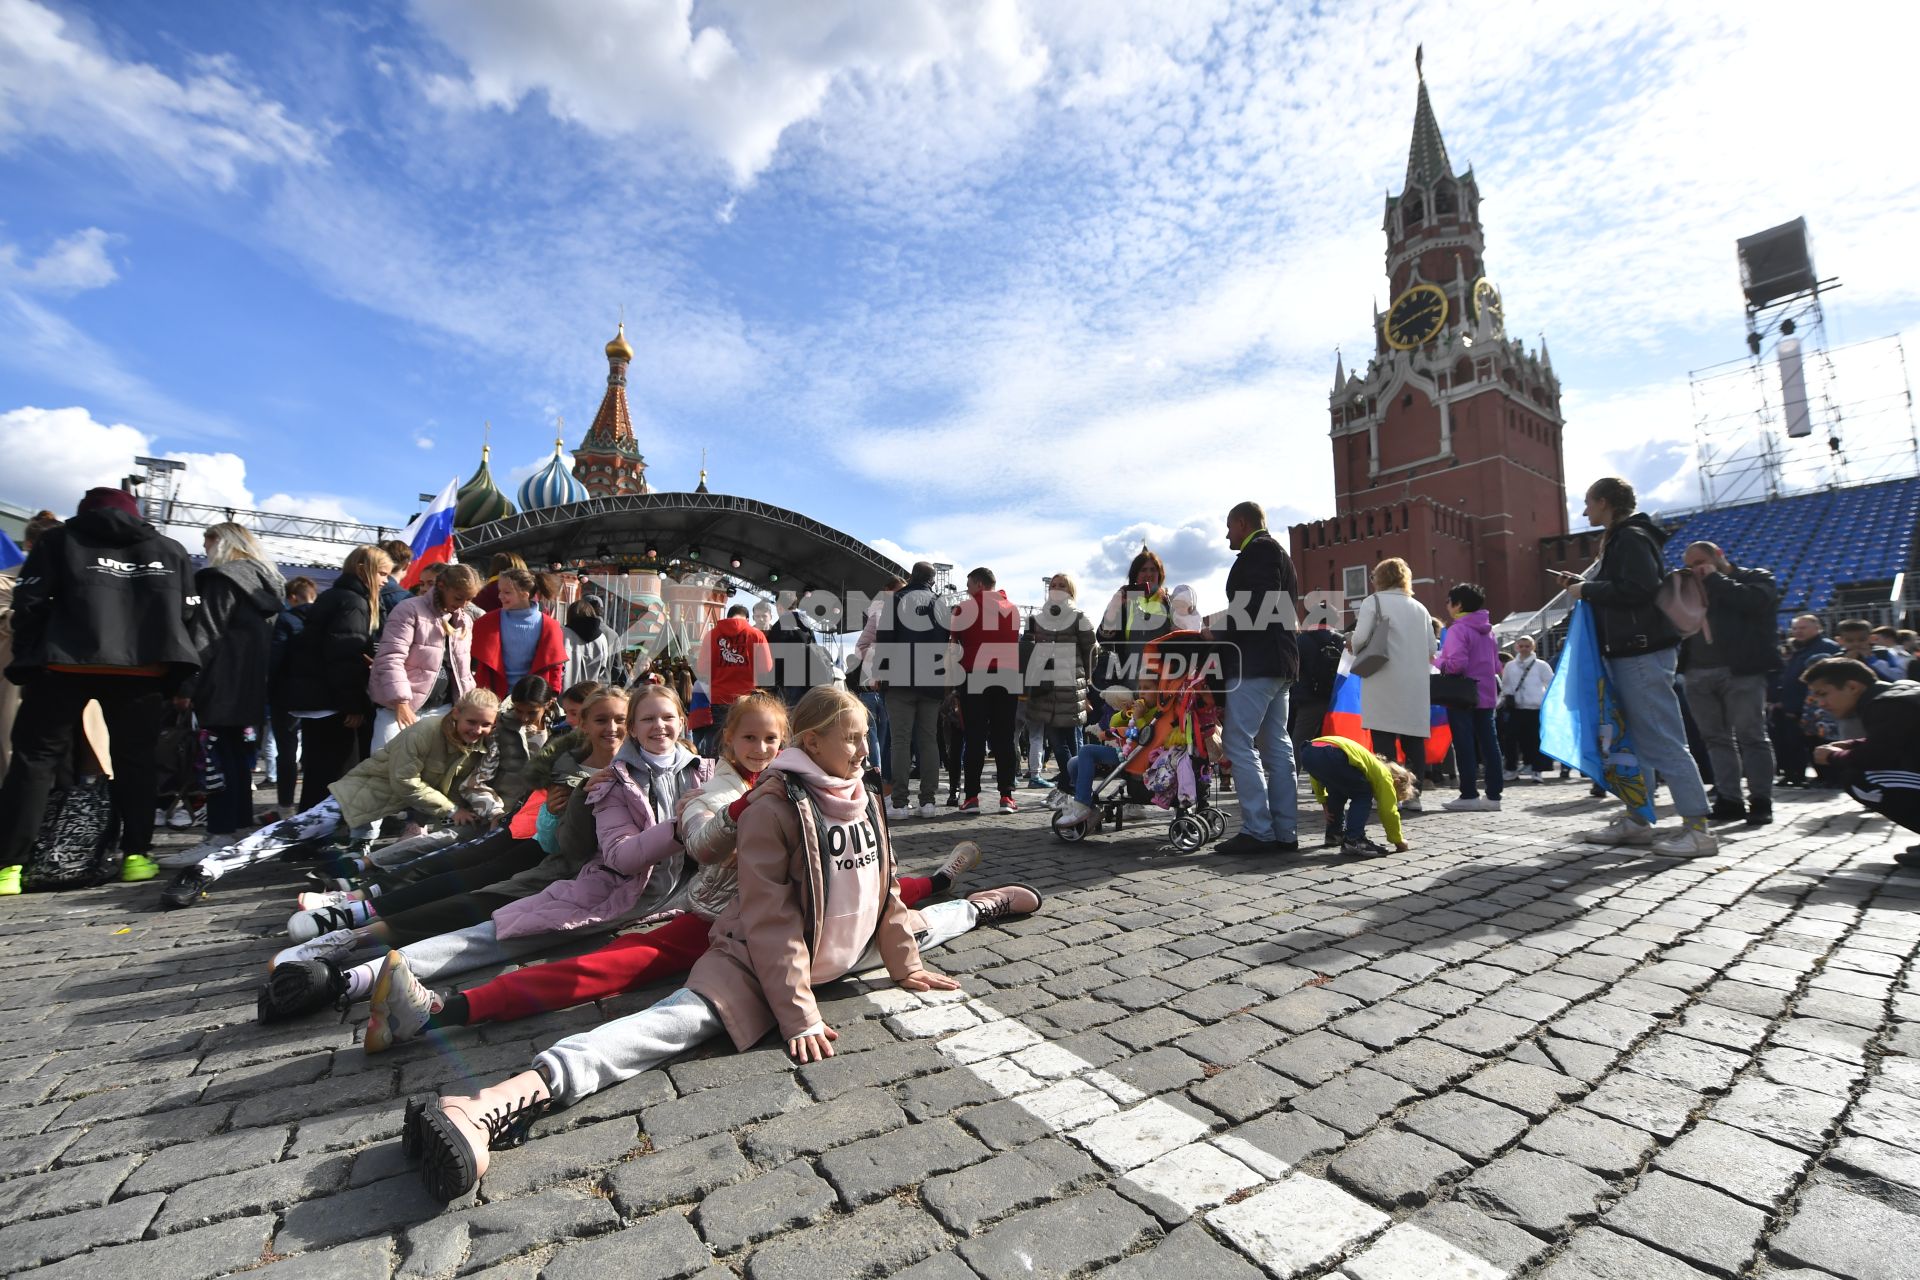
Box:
[482,419,491,460]
[555,414,565,449]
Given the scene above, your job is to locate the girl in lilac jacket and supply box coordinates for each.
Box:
[1437,583,1505,812]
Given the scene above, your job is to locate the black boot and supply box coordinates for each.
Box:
[256,959,347,1023]
[1743,799,1773,827]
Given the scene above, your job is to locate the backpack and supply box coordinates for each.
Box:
[23,777,119,891]
[1299,631,1343,698]
[1654,570,1711,642]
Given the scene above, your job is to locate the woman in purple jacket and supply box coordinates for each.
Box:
[1437,583,1504,812]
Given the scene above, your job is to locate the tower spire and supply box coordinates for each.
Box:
[1405,48,1453,188]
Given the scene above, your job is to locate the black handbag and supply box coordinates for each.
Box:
[1429,673,1480,710]
[23,777,119,891]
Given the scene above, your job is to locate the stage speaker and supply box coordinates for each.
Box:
[1738,218,1816,310]
[1779,337,1812,438]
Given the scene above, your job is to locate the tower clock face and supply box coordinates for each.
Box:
[1384,283,1448,350]
[1471,277,1503,328]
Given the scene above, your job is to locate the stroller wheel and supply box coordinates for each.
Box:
[1200,808,1227,840]
[1051,813,1090,843]
[1169,815,1208,853]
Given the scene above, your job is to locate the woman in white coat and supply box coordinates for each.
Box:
[1348,558,1437,811]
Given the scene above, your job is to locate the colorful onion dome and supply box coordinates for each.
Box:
[454,444,515,529]
[518,436,590,510]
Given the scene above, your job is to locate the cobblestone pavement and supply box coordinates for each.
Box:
[3,778,1919,1279]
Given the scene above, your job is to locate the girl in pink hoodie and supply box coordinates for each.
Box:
[401,687,1042,1202]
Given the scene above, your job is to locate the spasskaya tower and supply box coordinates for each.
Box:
[1289,52,1567,618]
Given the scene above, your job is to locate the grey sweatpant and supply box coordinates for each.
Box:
[534,899,981,1105]
[1686,667,1774,805]
[396,920,613,987]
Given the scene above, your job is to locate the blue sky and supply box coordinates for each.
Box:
[3,0,1917,607]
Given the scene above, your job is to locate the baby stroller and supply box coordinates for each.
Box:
[1050,629,1226,853]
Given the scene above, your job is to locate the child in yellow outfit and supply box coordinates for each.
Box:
[1301,735,1416,858]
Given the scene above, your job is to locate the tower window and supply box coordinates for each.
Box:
[1402,196,1424,230]
[1434,184,1457,216]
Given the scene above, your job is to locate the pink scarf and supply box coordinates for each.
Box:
[770,746,867,822]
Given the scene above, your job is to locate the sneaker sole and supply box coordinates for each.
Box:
[365,953,396,1054]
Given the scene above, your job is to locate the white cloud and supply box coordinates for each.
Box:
[409,0,1047,185]
[0,405,380,563]
[414,434,434,450]
[0,227,117,293]
[0,0,320,188]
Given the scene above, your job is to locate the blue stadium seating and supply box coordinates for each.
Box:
[1657,477,1920,618]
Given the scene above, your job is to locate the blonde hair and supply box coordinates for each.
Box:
[1384,760,1418,804]
[577,685,630,727]
[788,686,865,743]
[1049,573,1078,600]
[204,521,271,567]
[435,563,480,606]
[341,544,395,630]
[1372,558,1412,594]
[719,690,788,770]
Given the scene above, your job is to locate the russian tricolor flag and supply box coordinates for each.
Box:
[1321,672,1453,766]
[400,478,460,589]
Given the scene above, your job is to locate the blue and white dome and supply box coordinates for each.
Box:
[518,437,590,510]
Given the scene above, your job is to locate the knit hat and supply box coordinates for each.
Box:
[77,487,140,519]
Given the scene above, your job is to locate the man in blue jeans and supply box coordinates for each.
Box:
[1564,476,1717,857]
[1208,501,1300,854]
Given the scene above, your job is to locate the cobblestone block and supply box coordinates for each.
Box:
[1581,1072,1703,1139]
[0,1128,78,1180]
[1208,1172,1389,1279]
[1770,1016,1875,1063]
[1756,1046,1865,1098]
[59,1101,234,1162]
[1101,1007,1201,1051]
[1117,1140,1264,1221]
[641,1074,809,1149]
[1713,1079,1847,1152]
[119,1126,290,1195]
[1328,1127,1469,1208]
[399,1185,618,1275]
[1623,1035,1747,1093]
[0,1153,136,1226]
[817,1117,988,1206]
[1369,1038,1479,1093]
[1262,1029,1371,1085]
[1539,1228,1720,1280]
[273,1170,452,1253]
[1223,1110,1345,1169]
[1401,1090,1529,1160]
[1605,1169,1769,1276]
[922,1136,1098,1234]
[1552,1002,1660,1050]
[480,1115,641,1200]
[1252,986,1363,1030]
[958,1188,1155,1277]
[541,1211,711,1280]
[1461,1060,1585,1118]
[1171,1014,1285,1065]
[0,1190,163,1269]
[156,1152,355,1236]
[744,1198,948,1280]
[1095,1219,1267,1279]
[692,1161,836,1253]
[1344,1221,1506,1280]
[25,1214,272,1280]
[1771,1183,1920,1280]
[1460,1149,1612,1233]
[1413,1200,1554,1273]
[603,1134,751,1217]
[742,1086,905,1164]
[1655,1119,1809,1209]
[1294,1067,1420,1137]
[1521,1108,1656,1176]
[225,1235,393,1280]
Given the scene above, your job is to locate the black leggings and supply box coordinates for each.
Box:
[379,890,520,946]
[1373,731,1429,779]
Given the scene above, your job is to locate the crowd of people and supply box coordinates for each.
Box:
[2,478,1917,1203]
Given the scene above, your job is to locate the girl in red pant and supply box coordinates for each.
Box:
[364,690,981,1049]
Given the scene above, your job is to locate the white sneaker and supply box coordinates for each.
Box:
[1125,804,1153,822]
[1045,790,1068,812]
[1518,767,1538,782]
[1402,797,1424,814]
[917,803,938,819]
[364,951,436,1054]
[1442,796,1482,812]
[1481,798,1502,811]
[1502,770,1518,782]
[166,806,194,829]
[272,928,362,969]
[1652,826,1719,858]
[296,889,361,912]
[885,802,914,821]
[154,808,168,827]
[1058,799,1093,826]
[153,834,236,869]
[1582,816,1655,846]
[937,840,983,889]
[288,902,362,941]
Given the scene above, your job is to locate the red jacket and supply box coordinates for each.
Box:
[701,616,772,707]
[957,588,1021,674]
[471,608,567,697]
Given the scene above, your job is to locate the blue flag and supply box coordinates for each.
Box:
[1538,602,1656,823]
[0,530,22,572]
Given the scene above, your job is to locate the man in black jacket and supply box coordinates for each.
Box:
[1209,500,1301,854]
[1805,657,1920,865]
[1681,541,1781,827]
[869,562,954,817]
[1565,477,1715,857]
[0,488,199,883]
